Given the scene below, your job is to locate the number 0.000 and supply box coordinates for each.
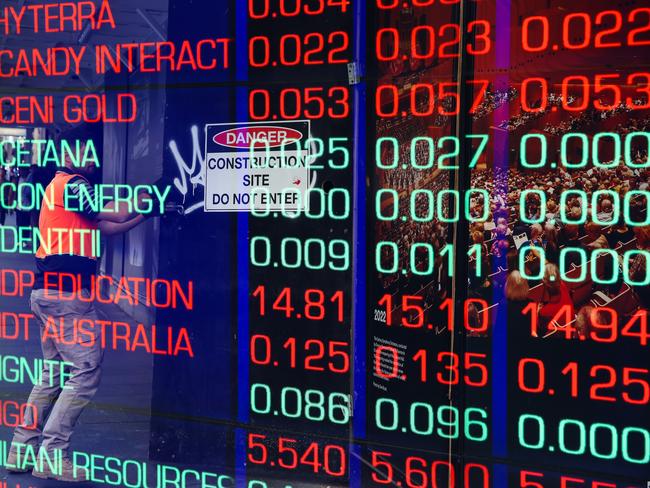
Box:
[518,414,649,464]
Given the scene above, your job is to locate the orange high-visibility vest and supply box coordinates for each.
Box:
[35,172,98,259]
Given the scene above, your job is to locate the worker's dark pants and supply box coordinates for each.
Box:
[12,289,104,456]
[16,210,30,229]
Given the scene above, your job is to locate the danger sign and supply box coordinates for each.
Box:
[204,120,311,212]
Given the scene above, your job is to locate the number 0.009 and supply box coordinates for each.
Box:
[250,236,350,271]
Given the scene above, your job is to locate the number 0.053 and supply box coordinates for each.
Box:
[249,87,349,120]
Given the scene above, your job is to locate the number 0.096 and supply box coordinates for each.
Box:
[375,398,488,442]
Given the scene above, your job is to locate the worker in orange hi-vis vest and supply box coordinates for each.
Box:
[6,123,152,483]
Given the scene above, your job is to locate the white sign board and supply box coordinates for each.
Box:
[204,120,311,212]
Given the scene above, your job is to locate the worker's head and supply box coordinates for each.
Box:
[57,123,103,179]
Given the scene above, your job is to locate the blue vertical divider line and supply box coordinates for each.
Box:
[235,2,249,486]
[492,0,511,468]
[350,0,367,487]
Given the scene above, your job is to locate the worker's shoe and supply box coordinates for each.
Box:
[5,448,30,473]
[32,457,88,482]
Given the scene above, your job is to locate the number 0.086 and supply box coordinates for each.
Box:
[375,398,488,442]
[250,236,349,271]
[250,383,350,424]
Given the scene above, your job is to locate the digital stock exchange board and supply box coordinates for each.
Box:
[0,0,649,487]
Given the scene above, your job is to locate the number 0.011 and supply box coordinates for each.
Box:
[376,242,484,277]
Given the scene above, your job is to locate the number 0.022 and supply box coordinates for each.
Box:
[249,32,349,67]
[250,383,351,424]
